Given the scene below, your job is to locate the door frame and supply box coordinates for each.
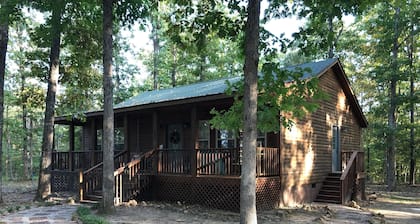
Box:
[332,125,341,172]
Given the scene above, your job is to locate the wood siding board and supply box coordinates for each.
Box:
[280,67,363,200]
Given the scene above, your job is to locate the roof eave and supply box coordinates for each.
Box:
[331,59,368,128]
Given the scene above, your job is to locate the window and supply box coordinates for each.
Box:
[237,131,266,148]
[95,128,125,151]
[96,129,102,150]
[198,120,210,149]
[217,130,236,148]
[114,127,125,151]
[257,131,266,147]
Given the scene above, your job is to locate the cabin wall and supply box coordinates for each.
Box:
[279,68,362,206]
[82,119,96,151]
[135,114,154,153]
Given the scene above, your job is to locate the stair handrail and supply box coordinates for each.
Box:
[113,149,156,176]
[114,149,156,204]
[83,149,128,175]
[80,149,129,201]
[340,151,358,204]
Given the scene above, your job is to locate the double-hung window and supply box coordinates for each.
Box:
[217,130,236,148]
[198,120,210,149]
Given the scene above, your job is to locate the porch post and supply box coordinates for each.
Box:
[69,123,75,171]
[124,115,129,158]
[190,106,197,177]
[152,111,158,175]
[90,119,96,168]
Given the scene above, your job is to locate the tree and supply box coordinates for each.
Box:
[101,0,115,213]
[348,0,420,186]
[387,4,400,191]
[406,0,418,185]
[240,0,260,222]
[0,0,24,202]
[267,0,373,59]
[0,0,10,203]
[35,0,63,201]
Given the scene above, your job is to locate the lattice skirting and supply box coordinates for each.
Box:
[51,170,80,193]
[150,175,281,212]
[256,177,282,210]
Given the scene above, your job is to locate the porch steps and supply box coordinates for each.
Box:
[84,190,103,202]
[315,173,341,204]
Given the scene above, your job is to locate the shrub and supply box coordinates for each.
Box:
[75,206,108,224]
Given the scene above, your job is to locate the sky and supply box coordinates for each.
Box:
[122,4,306,84]
[25,3,353,85]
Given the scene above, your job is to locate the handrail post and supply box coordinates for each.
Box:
[191,149,197,177]
[153,149,158,175]
[79,170,83,201]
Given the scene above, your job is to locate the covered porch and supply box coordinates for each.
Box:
[50,146,281,210]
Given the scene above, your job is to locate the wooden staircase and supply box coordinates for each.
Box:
[80,149,156,204]
[315,151,366,204]
[315,173,342,204]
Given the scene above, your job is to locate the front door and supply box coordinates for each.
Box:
[167,124,183,149]
[332,125,341,172]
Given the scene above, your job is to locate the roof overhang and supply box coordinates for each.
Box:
[57,93,232,120]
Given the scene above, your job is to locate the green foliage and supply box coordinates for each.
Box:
[210,63,324,134]
[141,0,244,90]
[75,206,108,224]
[347,0,420,183]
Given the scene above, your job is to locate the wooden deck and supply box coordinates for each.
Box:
[51,148,364,210]
[51,147,281,209]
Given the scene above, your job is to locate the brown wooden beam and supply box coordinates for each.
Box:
[69,123,75,171]
[124,115,129,154]
[190,105,197,177]
[152,111,158,175]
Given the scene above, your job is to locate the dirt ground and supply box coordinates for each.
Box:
[0,181,37,214]
[1,181,420,223]
[103,184,420,224]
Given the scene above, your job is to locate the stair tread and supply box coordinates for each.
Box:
[319,190,340,194]
[314,199,341,204]
[317,194,340,199]
[85,194,103,200]
[80,199,100,204]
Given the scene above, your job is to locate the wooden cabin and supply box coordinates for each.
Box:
[52,58,367,211]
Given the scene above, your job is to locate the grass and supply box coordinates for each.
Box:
[74,206,109,224]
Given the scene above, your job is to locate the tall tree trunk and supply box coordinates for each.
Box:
[0,3,10,203]
[35,2,62,201]
[408,19,415,185]
[199,55,205,81]
[102,0,115,213]
[152,1,160,90]
[327,15,334,58]
[20,49,30,180]
[171,46,177,87]
[4,106,11,180]
[29,118,34,182]
[387,6,400,192]
[240,0,260,223]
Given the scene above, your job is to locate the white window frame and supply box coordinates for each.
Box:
[198,120,210,149]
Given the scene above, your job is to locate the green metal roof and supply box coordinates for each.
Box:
[115,58,338,109]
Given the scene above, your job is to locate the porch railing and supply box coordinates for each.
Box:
[157,149,191,175]
[340,151,365,204]
[256,147,280,177]
[197,148,241,176]
[52,150,124,171]
[53,147,280,180]
[197,147,279,177]
[52,151,101,170]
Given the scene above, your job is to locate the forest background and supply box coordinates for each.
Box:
[0,0,418,192]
